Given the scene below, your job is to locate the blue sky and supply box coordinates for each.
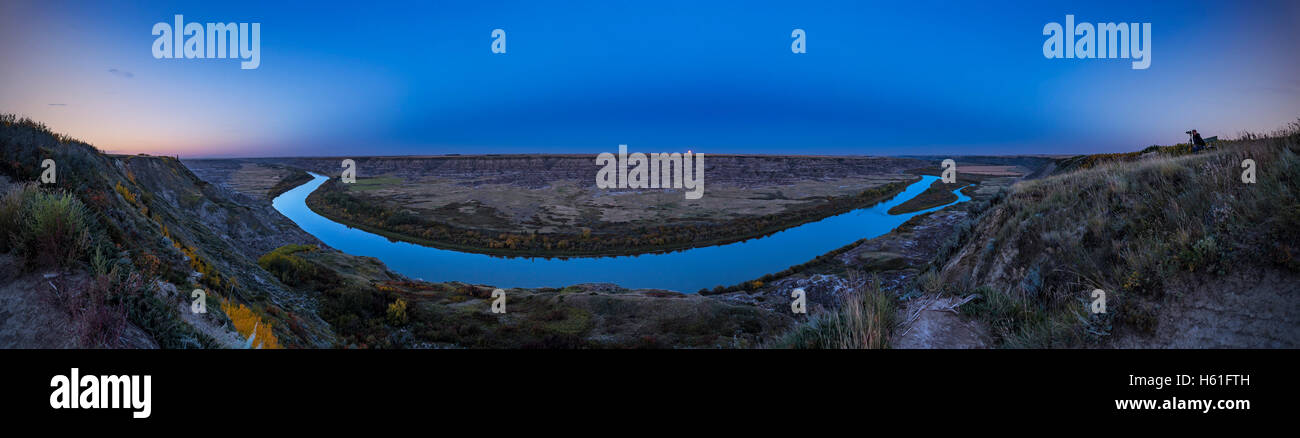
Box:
[1,0,1296,157]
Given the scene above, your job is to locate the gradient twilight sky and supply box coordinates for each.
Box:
[1,0,1297,157]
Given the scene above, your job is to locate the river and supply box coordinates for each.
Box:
[272,173,969,292]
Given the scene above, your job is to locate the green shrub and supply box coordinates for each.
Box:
[1179,235,1223,274]
[961,286,1082,348]
[0,183,41,252]
[15,188,91,270]
[257,244,330,287]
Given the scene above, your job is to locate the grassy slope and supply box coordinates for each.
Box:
[259,243,793,348]
[0,115,333,348]
[935,124,1300,347]
[765,121,1300,349]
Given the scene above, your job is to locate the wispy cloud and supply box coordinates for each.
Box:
[48,103,67,106]
[107,68,134,79]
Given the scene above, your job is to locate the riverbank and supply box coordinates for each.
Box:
[190,155,932,257]
[267,172,967,292]
[304,176,920,258]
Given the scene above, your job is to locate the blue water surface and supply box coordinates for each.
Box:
[273,174,968,292]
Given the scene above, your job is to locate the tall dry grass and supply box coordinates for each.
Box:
[953,120,1300,346]
[768,273,898,349]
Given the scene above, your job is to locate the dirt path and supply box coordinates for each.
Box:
[893,295,989,349]
[0,255,156,348]
[1109,267,1300,348]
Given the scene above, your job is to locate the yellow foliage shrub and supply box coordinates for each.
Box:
[387,298,408,326]
[220,299,282,349]
[113,181,137,204]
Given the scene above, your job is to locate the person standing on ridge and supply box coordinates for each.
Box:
[1191,129,1207,152]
